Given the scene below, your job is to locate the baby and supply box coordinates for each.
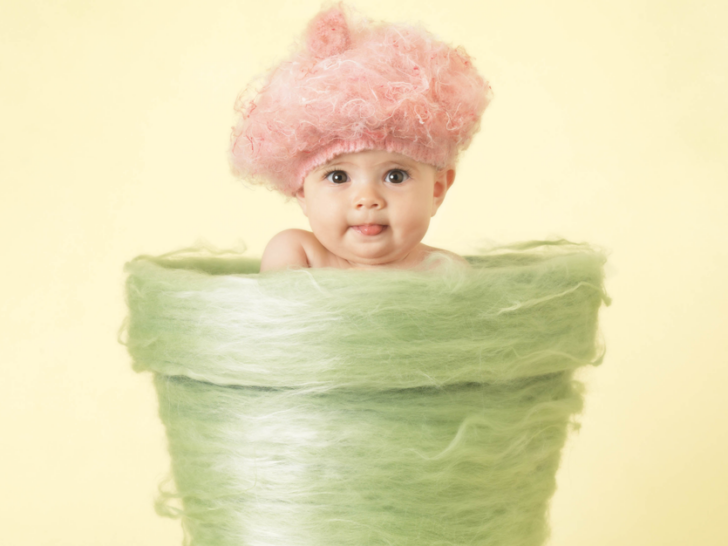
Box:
[229,3,491,271]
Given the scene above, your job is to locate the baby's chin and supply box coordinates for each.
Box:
[336,243,425,269]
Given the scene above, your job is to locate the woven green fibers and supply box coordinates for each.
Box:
[124,240,609,546]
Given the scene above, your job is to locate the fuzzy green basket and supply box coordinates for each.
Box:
[124,241,609,546]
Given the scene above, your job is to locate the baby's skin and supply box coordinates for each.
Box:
[260,150,468,272]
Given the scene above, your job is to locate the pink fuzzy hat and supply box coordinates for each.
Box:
[229,2,492,196]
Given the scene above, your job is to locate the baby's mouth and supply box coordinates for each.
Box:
[351,224,387,236]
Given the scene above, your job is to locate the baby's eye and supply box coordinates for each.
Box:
[386,169,409,184]
[326,170,349,184]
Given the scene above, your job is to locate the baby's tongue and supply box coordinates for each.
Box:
[356,224,384,235]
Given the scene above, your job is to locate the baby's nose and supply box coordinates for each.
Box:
[354,185,384,209]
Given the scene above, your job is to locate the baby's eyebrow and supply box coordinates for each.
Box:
[316,161,353,171]
[379,160,419,171]
[315,159,420,173]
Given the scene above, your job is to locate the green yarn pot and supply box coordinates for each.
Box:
[124,241,609,546]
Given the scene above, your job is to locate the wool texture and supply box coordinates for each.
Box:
[229,2,491,195]
[123,240,609,546]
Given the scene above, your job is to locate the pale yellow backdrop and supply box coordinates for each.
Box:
[1,0,726,544]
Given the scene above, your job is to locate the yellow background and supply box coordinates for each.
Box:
[1,0,726,544]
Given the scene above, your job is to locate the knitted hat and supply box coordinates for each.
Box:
[229,2,492,196]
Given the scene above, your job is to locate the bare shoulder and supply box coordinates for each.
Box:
[261,229,344,271]
[260,229,312,272]
[419,245,471,269]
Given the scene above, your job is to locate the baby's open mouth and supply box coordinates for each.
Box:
[351,224,387,236]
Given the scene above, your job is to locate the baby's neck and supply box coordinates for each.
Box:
[325,243,468,271]
[339,244,431,270]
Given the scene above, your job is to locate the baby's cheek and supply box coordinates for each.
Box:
[313,214,349,250]
[397,213,430,244]
[310,205,341,231]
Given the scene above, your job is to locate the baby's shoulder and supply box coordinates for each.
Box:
[260,229,339,271]
[265,228,312,246]
[419,245,470,269]
[260,229,311,272]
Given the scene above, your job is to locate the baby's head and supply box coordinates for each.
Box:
[230,2,491,266]
[297,149,454,266]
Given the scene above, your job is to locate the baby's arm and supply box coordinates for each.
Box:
[260,229,310,272]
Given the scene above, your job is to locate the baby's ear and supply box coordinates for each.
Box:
[295,186,308,217]
[432,167,456,215]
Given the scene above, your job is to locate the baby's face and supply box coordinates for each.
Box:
[296,150,454,267]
